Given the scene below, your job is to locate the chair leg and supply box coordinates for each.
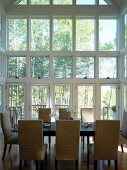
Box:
[121,144,124,152]
[2,144,7,160]
[83,136,84,149]
[108,160,110,166]
[19,160,22,170]
[87,147,90,167]
[36,160,38,170]
[24,160,27,166]
[8,144,12,153]
[40,160,43,169]
[94,160,97,170]
[49,136,51,149]
[114,160,118,170]
[55,159,58,170]
[45,151,47,167]
[75,160,78,169]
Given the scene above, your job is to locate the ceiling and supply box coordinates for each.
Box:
[0,0,123,8]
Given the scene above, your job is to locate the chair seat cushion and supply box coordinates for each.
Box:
[119,134,127,143]
[121,112,127,138]
[42,144,48,159]
[7,133,19,144]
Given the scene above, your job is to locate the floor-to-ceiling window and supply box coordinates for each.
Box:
[4,0,121,120]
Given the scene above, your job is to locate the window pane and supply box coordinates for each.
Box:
[53,56,72,78]
[125,14,127,47]
[8,19,27,51]
[32,85,49,119]
[30,0,49,4]
[8,85,24,119]
[124,85,127,112]
[53,0,72,4]
[53,19,72,51]
[124,55,127,77]
[101,85,117,120]
[8,56,26,78]
[78,85,93,117]
[0,55,2,76]
[99,19,117,51]
[31,56,49,78]
[76,19,95,51]
[99,0,112,5]
[99,57,117,78]
[0,15,1,46]
[76,56,94,78]
[16,0,27,5]
[0,85,3,112]
[55,85,71,114]
[31,19,50,51]
[76,0,95,5]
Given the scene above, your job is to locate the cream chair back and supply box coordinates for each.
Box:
[1,112,12,142]
[81,108,94,123]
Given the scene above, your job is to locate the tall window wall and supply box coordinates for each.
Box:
[5,1,120,119]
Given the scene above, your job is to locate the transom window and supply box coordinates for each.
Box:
[76,18,95,51]
[99,57,117,78]
[31,56,49,78]
[8,18,27,51]
[76,56,94,78]
[99,19,117,51]
[15,0,112,5]
[7,56,26,78]
[53,56,73,78]
[125,14,127,47]
[30,18,50,51]
[7,17,118,52]
[53,18,72,51]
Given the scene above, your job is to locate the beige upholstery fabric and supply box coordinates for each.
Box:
[119,112,127,152]
[55,120,80,161]
[59,108,71,119]
[81,108,94,123]
[120,112,127,138]
[18,120,47,161]
[88,120,120,169]
[38,108,51,123]
[0,112,18,160]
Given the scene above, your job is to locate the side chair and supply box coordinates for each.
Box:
[18,120,47,170]
[59,108,71,119]
[0,112,18,160]
[119,112,127,152]
[55,120,80,169]
[81,108,94,148]
[87,120,120,170]
[38,108,51,149]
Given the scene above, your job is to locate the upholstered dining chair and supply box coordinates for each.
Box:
[55,120,80,169]
[59,108,71,119]
[119,112,127,152]
[81,108,94,148]
[38,108,51,123]
[87,120,120,170]
[0,112,18,160]
[38,108,51,149]
[81,108,94,123]
[18,120,47,170]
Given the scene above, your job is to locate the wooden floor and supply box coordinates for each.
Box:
[0,135,127,170]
